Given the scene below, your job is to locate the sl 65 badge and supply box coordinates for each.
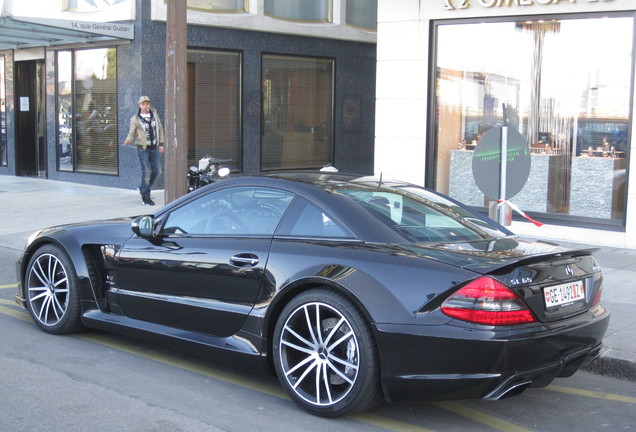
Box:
[444,0,470,9]
[511,277,533,285]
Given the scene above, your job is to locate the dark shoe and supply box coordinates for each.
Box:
[142,196,155,206]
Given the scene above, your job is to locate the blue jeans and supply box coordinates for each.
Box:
[137,147,162,198]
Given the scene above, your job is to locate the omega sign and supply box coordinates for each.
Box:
[444,0,614,9]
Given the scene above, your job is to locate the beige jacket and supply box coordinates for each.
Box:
[125,108,165,150]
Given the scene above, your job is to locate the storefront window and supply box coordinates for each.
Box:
[0,55,6,167]
[187,50,241,171]
[433,16,632,223]
[264,0,331,22]
[262,55,333,170]
[346,0,377,31]
[56,48,118,175]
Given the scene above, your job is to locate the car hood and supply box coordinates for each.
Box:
[397,236,598,273]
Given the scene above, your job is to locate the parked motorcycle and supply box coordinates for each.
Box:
[187,156,231,193]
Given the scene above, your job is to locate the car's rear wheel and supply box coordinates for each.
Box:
[273,289,381,417]
[25,244,83,334]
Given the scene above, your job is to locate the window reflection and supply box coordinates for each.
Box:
[285,199,349,238]
[57,48,118,175]
[75,48,118,174]
[187,0,246,12]
[57,51,73,171]
[346,0,377,31]
[434,17,632,221]
[64,0,127,12]
[264,0,331,23]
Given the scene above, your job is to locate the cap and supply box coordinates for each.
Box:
[138,96,151,104]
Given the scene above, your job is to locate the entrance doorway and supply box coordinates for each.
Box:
[15,60,46,177]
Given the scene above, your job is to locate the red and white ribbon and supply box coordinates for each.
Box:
[498,199,543,227]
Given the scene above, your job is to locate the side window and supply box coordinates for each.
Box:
[277,197,352,238]
[344,189,492,242]
[163,187,294,235]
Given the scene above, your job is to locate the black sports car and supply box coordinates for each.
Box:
[15,172,610,417]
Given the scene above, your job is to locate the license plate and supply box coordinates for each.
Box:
[543,281,585,308]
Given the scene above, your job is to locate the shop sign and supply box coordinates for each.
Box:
[444,0,614,10]
[472,126,530,200]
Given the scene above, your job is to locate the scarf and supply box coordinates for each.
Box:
[138,110,157,148]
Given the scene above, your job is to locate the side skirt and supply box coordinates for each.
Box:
[81,309,270,373]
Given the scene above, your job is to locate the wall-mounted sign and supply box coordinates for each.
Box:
[12,16,134,39]
[444,0,614,10]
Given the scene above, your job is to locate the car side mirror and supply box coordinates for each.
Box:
[132,215,155,238]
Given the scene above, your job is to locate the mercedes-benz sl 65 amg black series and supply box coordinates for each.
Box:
[15,173,609,417]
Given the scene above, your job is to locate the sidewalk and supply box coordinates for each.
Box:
[0,176,164,251]
[0,175,634,380]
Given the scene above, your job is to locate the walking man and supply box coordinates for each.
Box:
[124,96,165,205]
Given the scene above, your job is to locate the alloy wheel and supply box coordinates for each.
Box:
[278,301,360,407]
[27,252,70,327]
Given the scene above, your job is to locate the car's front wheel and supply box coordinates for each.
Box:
[25,244,83,334]
[273,289,381,417]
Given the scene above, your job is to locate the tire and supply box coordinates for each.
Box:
[25,244,84,334]
[273,288,381,417]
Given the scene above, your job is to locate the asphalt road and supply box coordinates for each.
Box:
[1,245,635,432]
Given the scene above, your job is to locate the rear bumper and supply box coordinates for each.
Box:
[483,343,601,400]
[375,306,610,402]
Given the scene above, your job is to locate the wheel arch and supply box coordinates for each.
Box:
[20,235,98,313]
[263,276,378,374]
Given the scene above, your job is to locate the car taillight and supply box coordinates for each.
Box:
[441,276,536,326]
[591,286,602,307]
[590,272,603,307]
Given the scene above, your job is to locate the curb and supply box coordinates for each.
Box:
[583,355,636,382]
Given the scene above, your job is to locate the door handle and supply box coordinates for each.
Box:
[230,253,259,267]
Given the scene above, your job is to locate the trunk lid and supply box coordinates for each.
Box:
[406,236,603,322]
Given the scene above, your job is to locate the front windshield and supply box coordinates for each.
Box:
[337,184,507,243]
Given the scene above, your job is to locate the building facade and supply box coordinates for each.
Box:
[0,0,377,191]
[375,0,636,248]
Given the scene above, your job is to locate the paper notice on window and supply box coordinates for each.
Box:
[20,97,29,112]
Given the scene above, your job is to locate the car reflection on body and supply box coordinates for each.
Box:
[15,172,609,417]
